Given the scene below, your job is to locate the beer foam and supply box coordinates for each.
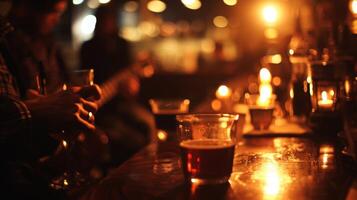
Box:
[180,139,235,149]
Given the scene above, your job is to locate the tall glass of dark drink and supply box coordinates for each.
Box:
[289,59,312,121]
[176,114,238,185]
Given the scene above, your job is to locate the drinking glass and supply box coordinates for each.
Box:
[50,69,94,190]
[288,58,312,122]
[149,98,190,142]
[176,114,238,185]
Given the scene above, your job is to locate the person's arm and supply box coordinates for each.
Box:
[0,62,56,159]
[0,59,101,160]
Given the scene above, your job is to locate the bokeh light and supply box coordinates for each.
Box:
[213,16,229,28]
[72,0,84,5]
[223,0,237,6]
[262,5,278,25]
[124,1,139,12]
[182,0,202,10]
[99,0,111,4]
[147,0,166,13]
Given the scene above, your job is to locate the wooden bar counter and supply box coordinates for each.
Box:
[81,135,357,200]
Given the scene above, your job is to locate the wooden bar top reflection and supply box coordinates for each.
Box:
[81,137,356,200]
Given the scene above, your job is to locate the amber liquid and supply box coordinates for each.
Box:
[180,139,235,182]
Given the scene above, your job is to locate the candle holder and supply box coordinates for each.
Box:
[246,94,276,130]
[309,61,343,136]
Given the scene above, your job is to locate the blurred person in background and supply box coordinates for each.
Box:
[80,3,155,166]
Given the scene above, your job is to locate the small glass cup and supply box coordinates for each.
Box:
[149,99,190,141]
[246,94,275,130]
[176,114,238,185]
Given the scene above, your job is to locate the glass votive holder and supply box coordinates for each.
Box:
[245,94,276,130]
[249,106,274,130]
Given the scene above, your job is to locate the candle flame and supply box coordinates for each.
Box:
[258,84,272,107]
[321,91,328,101]
[259,68,272,83]
[216,85,232,99]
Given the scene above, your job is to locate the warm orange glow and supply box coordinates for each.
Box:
[213,16,229,28]
[318,91,333,109]
[200,39,215,54]
[289,49,294,55]
[182,0,202,10]
[351,0,357,14]
[264,28,278,39]
[289,88,294,99]
[223,0,237,6]
[216,85,232,99]
[352,19,357,34]
[263,162,280,195]
[329,89,335,97]
[87,0,99,9]
[271,54,282,64]
[142,65,155,77]
[147,0,166,13]
[272,76,281,86]
[99,0,111,4]
[211,99,222,111]
[139,21,159,37]
[252,154,292,199]
[62,140,68,148]
[157,130,168,141]
[319,145,334,154]
[124,1,139,12]
[161,22,176,36]
[258,84,272,107]
[262,5,278,25]
[121,27,141,42]
[259,68,272,83]
[345,79,351,95]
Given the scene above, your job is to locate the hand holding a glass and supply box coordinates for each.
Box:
[25,85,101,136]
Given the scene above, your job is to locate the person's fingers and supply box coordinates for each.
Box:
[76,103,96,124]
[80,98,98,113]
[74,112,96,131]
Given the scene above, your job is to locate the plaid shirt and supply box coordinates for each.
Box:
[0,51,57,161]
[0,53,32,151]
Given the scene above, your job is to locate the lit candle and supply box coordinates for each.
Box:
[318,91,333,109]
[259,68,272,84]
[257,68,273,107]
[216,85,232,99]
[257,84,272,107]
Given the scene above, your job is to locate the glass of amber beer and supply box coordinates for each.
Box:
[176,114,238,185]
